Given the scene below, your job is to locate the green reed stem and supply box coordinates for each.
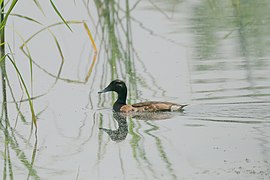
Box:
[1,0,8,124]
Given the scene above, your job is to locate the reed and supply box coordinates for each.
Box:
[0,1,80,178]
[86,1,175,179]
[1,0,8,123]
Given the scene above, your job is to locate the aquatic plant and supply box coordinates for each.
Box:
[0,0,85,178]
[84,1,177,179]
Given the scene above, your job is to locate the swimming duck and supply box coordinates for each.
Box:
[98,79,187,113]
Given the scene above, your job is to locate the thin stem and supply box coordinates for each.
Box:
[1,0,8,124]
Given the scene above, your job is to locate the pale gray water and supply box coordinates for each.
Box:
[1,0,270,179]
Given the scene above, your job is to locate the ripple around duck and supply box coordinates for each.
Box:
[96,102,270,124]
[184,102,270,124]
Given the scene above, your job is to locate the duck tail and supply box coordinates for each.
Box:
[171,104,187,111]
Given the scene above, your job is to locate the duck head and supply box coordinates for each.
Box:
[98,79,127,94]
[98,79,127,104]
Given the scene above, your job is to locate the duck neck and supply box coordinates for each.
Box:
[116,91,127,105]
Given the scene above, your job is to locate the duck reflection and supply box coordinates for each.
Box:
[99,112,128,142]
[128,112,178,120]
[100,110,184,142]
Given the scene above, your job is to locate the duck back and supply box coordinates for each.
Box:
[131,101,186,112]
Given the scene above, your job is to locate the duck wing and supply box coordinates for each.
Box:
[132,101,186,112]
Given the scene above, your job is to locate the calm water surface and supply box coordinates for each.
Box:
[1,0,270,180]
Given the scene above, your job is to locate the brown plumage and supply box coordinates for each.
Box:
[98,80,187,113]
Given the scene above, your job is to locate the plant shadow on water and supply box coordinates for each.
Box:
[0,121,39,179]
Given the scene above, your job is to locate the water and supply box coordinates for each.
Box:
[1,0,270,179]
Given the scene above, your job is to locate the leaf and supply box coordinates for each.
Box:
[6,55,37,128]
[10,13,43,25]
[49,0,72,32]
[0,0,18,31]
[47,29,65,83]
[0,53,8,63]
[83,22,98,82]
[32,0,45,15]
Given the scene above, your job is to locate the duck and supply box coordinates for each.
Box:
[98,79,187,113]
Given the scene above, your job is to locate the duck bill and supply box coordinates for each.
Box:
[98,86,111,94]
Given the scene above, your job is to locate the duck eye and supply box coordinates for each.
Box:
[116,83,122,88]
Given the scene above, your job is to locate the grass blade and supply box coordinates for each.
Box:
[49,0,72,32]
[32,0,45,15]
[10,13,43,25]
[83,22,98,82]
[0,0,18,30]
[19,21,87,84]
[47,29,65,83]
[0,53,8,63]
[6,55,37,128]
